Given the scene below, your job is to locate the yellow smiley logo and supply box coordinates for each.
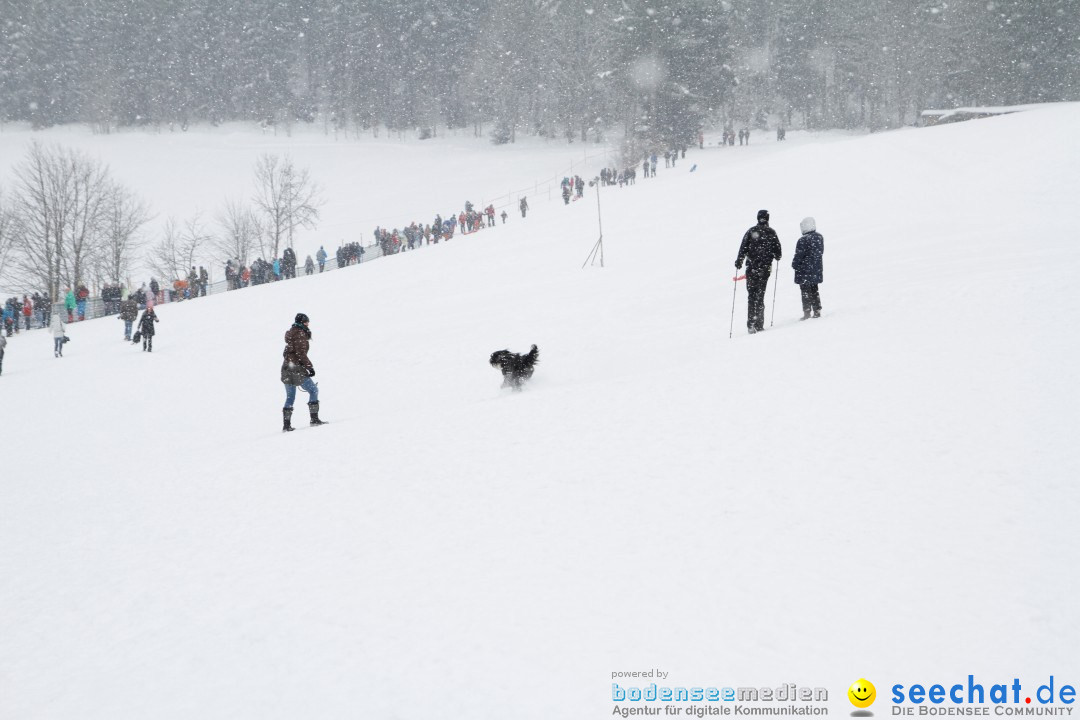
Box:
[848,679,876,709]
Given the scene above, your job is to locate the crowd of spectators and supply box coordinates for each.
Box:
[2,138,701,340]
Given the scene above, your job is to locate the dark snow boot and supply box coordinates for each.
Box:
[308,401,326,426]
[283,407,294,432]
[812,309,821,318]
[801,310,811,321]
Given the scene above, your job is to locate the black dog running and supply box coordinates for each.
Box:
[489,344,540,391]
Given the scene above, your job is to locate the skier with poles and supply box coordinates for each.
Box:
[734,209,782,335]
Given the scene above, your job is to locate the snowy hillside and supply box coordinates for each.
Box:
[2,105,1079,719]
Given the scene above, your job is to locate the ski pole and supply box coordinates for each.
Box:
[729,272,739,339]
[769,259,779,327]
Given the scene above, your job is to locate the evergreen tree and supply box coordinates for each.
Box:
[0,0,1073,133]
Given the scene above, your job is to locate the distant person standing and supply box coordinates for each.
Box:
[137,306,159,352]
[3,298,15,336]
[0,333,6,375]
[50,311,66,357]
[64,288,76,322]
[304,255,315,275]
[282,247,297,279]
[119,295,139,340]
[792,217,824,320]
[75,284,89,320]
[33,293,49,328]
[316,245,328,273]
[519,197,529,218]
[225,260,237,290]
[735,209,783,334]
[280,312,325,431]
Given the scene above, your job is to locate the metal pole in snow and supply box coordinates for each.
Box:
[729,275,740,339]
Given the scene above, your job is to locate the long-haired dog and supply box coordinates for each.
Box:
[489,344,539,391]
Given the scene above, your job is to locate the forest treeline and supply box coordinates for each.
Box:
[1,0,1077,144]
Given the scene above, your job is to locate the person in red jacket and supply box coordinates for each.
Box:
[76,285,90,321]
[22,296,32,331]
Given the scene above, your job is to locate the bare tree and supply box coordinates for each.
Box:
[214,198,263,267]
[7,142,60,299]
[0,188,13,285]
[6,141,112,300]
[252,153,323,259]
[180,212,214,277]
[99,182,152,285]
[147,217,185,283]
[147,213,210,284]
[55,146,111,292]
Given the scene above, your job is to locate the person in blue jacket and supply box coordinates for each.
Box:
[792,217,825,320]
[316,245,328,273]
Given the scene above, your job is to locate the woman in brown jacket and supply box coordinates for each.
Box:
[281,312,325,431]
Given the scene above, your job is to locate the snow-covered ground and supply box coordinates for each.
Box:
[1,105,1079,719]
[0,119,859,281]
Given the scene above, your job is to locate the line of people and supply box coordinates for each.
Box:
[6,139,702,345]
[0,291,162,373]
[3,289,93,337]
[371,198,514,258]
[0,300,73,365]
[223,246,317,291]
[720,128,752,146]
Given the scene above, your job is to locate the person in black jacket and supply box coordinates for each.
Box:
[137,307,159,352]
[282,247,297,279]
[792,217,824,320]
[735,209,783,334]
[119,296,139,340]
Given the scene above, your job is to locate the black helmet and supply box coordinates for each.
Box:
[757,209,770,223]
[295,313,310,324]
